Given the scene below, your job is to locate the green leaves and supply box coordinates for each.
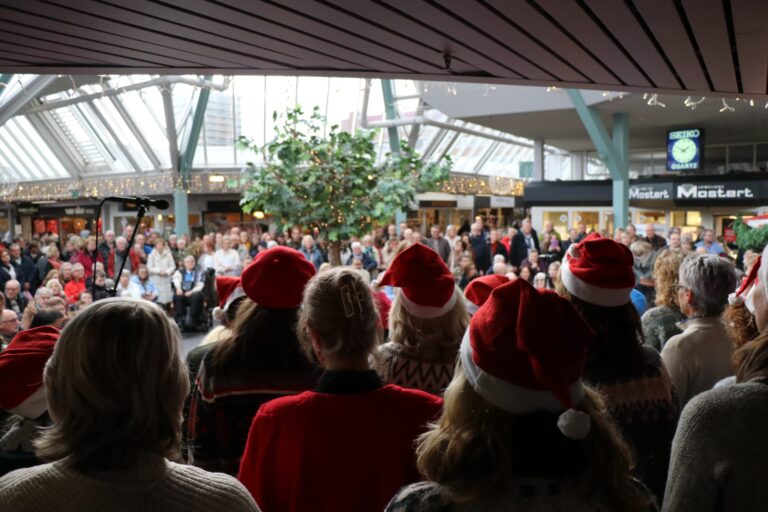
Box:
[240,106,451,239]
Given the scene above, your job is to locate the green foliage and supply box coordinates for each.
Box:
[238,106,451,240]
[734,218,768,251]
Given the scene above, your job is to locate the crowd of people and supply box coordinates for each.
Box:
[0,214,765,511]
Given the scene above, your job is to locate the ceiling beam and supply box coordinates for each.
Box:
[0,74,56,127]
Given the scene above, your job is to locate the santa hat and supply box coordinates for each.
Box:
[212,276,245,322]
[735,252,766,314]
[561,232,635,307]
[0,325,59,419]
[379,243,458,318]
[464,274,509,315]
[460,278,596,439]
[241,246,315,309]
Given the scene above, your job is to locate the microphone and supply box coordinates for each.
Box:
[104,196,170,210]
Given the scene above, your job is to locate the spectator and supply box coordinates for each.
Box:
[663,244,768,511]
[546,260,561,290]
[631,288,648,316]
[73,292,93,312]
[644,225,667,251]
[98,230,115,270]
[0,299,259,510]
[642,250,686,352]
[661,254,738,408]
[632,240,658,305]
[116,269,141,299]
[443,224,459,250]
[131,265,158,302]
[448,239,471,281]
[91,271,109,302]
[198,241,215,272]
[468,223,490,276]
[625,224,639,245]
[63,264,86,304]
[575,221,588,242]
[668,231,682,252]
[147,238,176,307]
[214,237,241,277]
[286,226,303,250]
[721,261,760,364]
[171,256,205,331]
[238,267,442,512]
[0,249,19,292]
[520,248,547,276]
[0,309,19,349]
[46,280,66,301]
[694,229,726,255]
[500,226,517,253]
[561,227,580,256]
[112,236,131,277]
[386,279,652,512]
[518,266,532,282]
[488,228,508,263]
[533,271,547,289]
[8,244,32,293]
[188,247,318,476]
[4,280,26,319]
[34,244,61,292]
[299,235,323,271]
[33,287,52,310]
[425,225,450,264]
[491,258,508,277]
[173,238,193,268]
[344,241,376,272]
[374,244,469,395]
[560,233,679,500]
[510,218,540,269]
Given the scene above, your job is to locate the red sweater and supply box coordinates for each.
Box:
[238,382,442,512]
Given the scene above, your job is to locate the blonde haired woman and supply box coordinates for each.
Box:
[147,238,176,306]
[374,243,469,395]
[386,279,653,512]
[0,298,259,511]
[641,250,686,351]
[238,267,442,512]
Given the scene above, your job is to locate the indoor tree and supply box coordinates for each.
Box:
[238,106,452,265]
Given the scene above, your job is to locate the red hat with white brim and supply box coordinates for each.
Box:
[241,246,316,309]
[560,232,635,307]
[0,325,59,419]
[379,243,459,318]
[212,276,245,322]
[460,278,596,439]
[463,274,509,315]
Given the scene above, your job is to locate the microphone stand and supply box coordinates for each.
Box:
[92,198,148,298]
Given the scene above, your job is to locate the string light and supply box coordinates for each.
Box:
[683,96,706,110]
[720,98,735,112]
[646,94,665,108]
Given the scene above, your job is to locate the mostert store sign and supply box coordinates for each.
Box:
[629,183,672,200]
[676,182,756,200]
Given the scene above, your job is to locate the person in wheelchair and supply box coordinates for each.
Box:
[172,255,205,332]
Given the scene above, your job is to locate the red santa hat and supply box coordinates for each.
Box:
[560,232,635,307]
[241,246,315,309]
[463,274,509,315]
[212,276,245,322]
[730,254,761,312]
[0,325,59,419]
[460,278,596,439]
[379,243,458,318]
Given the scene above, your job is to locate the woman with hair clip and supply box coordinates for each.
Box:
[374,243,470,395]
[663,244,768,511]
[386,279,655,512]
[187,247,319,476]
[559,233,678,503]
[0,298,259,511]
[642,250,686,351]
[238,267,443,512]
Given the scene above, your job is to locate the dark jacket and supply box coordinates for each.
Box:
[469,235,490,275]
[425,237,451,264]
[0,262,22,293]
[345,252,376,272]
[510,229,540,268]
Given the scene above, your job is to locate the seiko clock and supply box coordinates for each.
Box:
[672,137,697,164]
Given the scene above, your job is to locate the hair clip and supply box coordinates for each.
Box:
[340,282,364,318]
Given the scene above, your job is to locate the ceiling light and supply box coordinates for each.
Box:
[208,174,225,183]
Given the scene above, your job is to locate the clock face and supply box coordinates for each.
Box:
[672,138,697,164]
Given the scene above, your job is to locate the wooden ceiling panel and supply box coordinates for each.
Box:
[0,0,761,97]
[585,0,679,89]
[731,0,768,94]
[681,0,739,93]
[537,0,651,87]
[632,0,710,92]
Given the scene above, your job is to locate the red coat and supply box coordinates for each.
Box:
[238,384,442,512]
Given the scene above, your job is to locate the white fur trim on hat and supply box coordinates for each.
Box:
[398,286,459,319]
[560,257,633,307]
[459,330,585,415]
[9,386,47,419]
[464,297,479,316]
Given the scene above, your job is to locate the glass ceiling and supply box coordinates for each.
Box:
[0,74,560,186]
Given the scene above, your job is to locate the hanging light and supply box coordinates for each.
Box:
[253,211,265,219]
[208,174,225,183]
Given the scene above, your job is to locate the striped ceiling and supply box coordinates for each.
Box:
[0,0,766,97]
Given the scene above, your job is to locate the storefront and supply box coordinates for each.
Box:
[525,175,768,238]
[411,193,522,233]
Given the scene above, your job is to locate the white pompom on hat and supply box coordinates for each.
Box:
[460,278,596,440]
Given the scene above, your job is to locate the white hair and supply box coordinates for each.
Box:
[266,240,278,249]
[679,254,737,316]
[493,254,506,264]
[351,241,362,250]
[492,262,508,276]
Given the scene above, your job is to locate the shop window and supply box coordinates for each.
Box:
[602,211,614,237]
[686,211,702,227]
[572,211,599,233]
[542,210,568,238]
[728,144,754,173]
[704,146,726,174]
[671,211,687,228]
[756,144,768,172]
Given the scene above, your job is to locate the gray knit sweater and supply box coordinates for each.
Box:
[663,382,768,512]
[0,456,260,511]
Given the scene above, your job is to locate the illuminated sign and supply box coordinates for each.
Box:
[667,129,703,171]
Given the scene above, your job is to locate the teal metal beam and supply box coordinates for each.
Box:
[174,76,211,237]
[381,79,406,232]
[0,74,13,99]
[567,89,629,230]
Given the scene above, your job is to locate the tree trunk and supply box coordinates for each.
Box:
[329,241,342,266]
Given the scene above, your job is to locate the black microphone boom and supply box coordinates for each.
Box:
[104,196,170,210]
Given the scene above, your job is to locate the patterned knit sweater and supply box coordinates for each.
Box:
[374,341,457,396]
[585,346,679,502]
[663,381,768,512]
[0,456,259,511]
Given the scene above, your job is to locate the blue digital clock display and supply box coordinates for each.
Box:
[667,129,703,171]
